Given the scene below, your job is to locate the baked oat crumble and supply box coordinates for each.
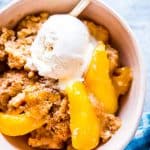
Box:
[0,12,131,149]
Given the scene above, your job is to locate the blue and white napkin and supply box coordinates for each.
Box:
[125,113,150,150]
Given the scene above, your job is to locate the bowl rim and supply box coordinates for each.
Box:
[0,0,146,150]
[94,0,145,149]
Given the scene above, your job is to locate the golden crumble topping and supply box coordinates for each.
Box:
[0,13,131,150]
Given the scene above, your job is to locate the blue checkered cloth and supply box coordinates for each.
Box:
[125,113,150,150]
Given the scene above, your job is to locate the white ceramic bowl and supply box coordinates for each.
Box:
[0,0,145,150]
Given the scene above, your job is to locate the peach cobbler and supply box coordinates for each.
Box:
[0,13,132,149]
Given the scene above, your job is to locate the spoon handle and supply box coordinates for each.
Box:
[70,0,91,17]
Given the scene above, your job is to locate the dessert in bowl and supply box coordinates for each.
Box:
[0,0,145,150]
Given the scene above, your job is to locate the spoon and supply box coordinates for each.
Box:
[70,0,91,17]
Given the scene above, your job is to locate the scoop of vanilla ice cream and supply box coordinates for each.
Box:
[27,14,96,82]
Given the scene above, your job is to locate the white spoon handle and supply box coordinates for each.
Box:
[70,0,91,17]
